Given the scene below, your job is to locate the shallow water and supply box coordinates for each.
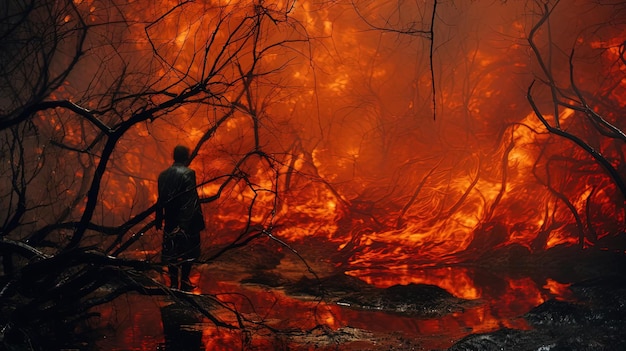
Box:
[93,262,571,350]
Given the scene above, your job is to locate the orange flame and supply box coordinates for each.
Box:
[25,5,625,346]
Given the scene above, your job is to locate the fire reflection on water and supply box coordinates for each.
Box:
[95,264,569,350]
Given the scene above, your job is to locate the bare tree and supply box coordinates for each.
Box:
[0,0,319,349]
[526,0,626,248]
[2,0,626,349]
[348,0,626,257]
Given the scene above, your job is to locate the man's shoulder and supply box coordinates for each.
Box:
[158,166,173,179]
[160,164,193,178]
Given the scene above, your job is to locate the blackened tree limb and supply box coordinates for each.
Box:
[0,1,89,131]
[17,100,112,133]
[484,133,516,223]
[1,127,27,235]
[429,0,437,120]
[544,156,587,249]
[0,237,49,261]
[567,48,626,142]
[351,0,439,119]
[395,162,439,229]
[526,1,626,202]
[527,82,626,200]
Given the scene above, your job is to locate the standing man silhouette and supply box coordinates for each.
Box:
[156,145,205,291]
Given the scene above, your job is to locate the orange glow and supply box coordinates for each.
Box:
[16,1,626,348]
[28,0,622,277]
[543,279,573,301]
[353,267,481,300]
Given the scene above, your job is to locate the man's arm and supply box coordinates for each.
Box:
[155,175,164,230]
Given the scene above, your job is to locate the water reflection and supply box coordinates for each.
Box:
[95,265,568,350]
[159,302,203,351]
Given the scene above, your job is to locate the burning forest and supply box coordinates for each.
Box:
[1,0,625,350]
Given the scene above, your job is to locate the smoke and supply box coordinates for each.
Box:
[260,0,626,263]
[2,0,624,272]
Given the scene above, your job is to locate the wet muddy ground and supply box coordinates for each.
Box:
[93,239,626,350]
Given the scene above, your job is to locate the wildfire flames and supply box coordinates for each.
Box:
[1,0,625,348]
[60,1,622,271]
[17,0,626,286]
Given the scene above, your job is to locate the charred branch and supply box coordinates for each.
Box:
[0,0,88,131]
[352,0,438,119]
[527,83,626,202]
[396,162,438,229]
[527,1,626,202]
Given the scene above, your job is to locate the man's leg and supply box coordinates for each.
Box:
[168,264,179,289]
[180,261,195,291]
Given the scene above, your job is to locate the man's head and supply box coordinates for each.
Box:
[173,145,190,163]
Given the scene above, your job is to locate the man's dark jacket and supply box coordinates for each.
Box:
[156,163,205,261]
